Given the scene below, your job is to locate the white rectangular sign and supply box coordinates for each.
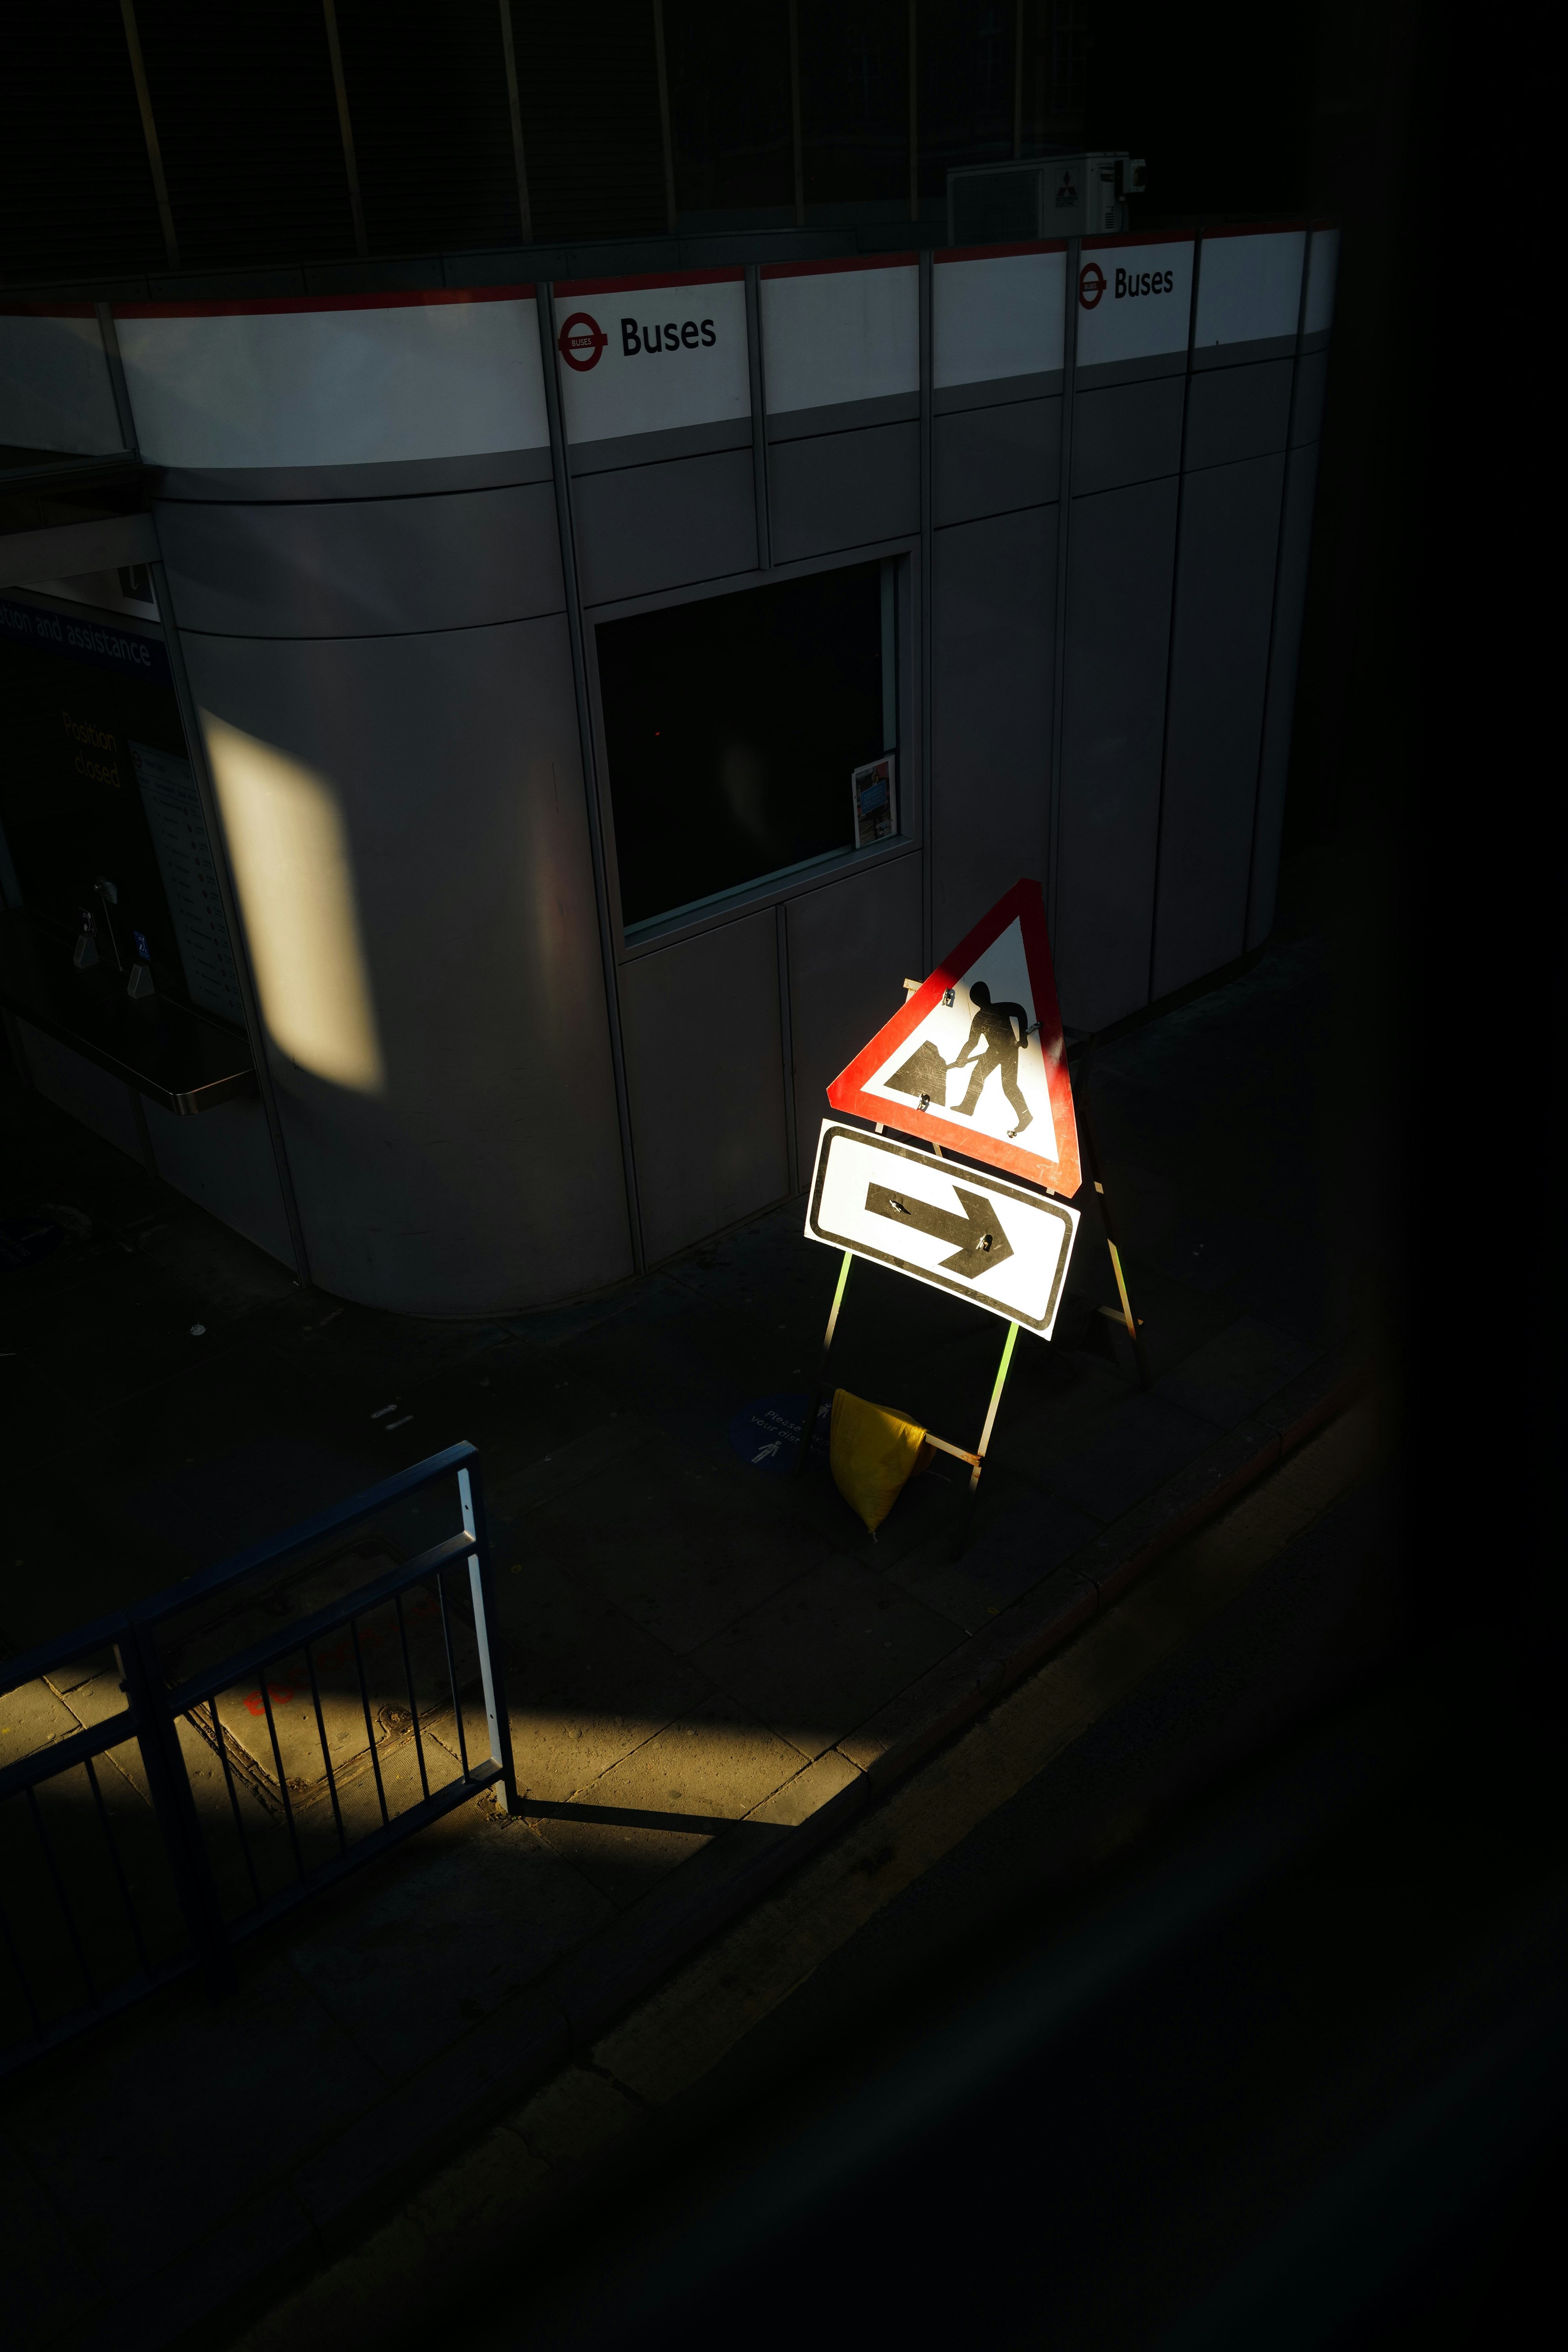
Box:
[554,269,750,444]
[1194,228,1306,349]
[806,1121,1079,1336]
[933,247,1065,390]
[1303,226,1339,336]
[760,258,918,415]
[1075,238,1193,371]
[115,291,550,470]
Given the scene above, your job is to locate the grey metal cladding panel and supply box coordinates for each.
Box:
[145,1092,292,1266]
[933,369,1062,416]
[1290,348,1328,446]
[933,506,1057,949]
[1054,475,1180,1032]
[156,482,565,639]
[1152,451,1286,998]
[568,416,751,476]
[1190,332,1297,370]
[179,614,632,1313]
[15,1020,143,1160]
[573,447,756,606]
[1073,350,1187,394]
[786,853,924,1191]
[154,446,556,503]
[768,423,920,564]
[1182,359,1293,472]
[1071,377,1184,497]
[1247,439,1320,949]
[766,392,918,443]
[933,398,1061,526]
[619,911,788,1262]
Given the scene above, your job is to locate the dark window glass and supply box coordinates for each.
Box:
[0,2,165,282]
[1027,0,1089,142]
[0,592,242,1026]
[515,0,668,242]
[798,0,909,206]
[336,0,522,254]
[667,0,793,217]
[918,0,1015,199]
[135,0,355,269]
[599,563,895,931]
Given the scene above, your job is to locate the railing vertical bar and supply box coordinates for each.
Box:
[303,1641,348,1858]
[82,1754,151,1974]
[392,1590,430,1802]
[434,1568,472,1781]
[118,1628,233,1998]
[350,1617,391,1829]
[25,1784,96,2007]
[459,1463,517,1813]
[256,1670,306,1885]
[204,1691,265,1912]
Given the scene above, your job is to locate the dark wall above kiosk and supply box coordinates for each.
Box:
[0,228,1335,1315]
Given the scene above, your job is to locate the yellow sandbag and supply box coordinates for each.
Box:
[830,1389,928,1537]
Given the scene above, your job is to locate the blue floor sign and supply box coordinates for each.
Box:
[728,1392,829,1474]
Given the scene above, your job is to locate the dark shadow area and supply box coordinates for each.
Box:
[492,1620,1567,2352]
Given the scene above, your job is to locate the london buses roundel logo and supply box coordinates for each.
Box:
[558,311,608,371]
[1078,261,1106,310]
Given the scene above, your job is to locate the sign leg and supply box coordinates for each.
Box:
[795,1249,853,1475]
[1073,1041,1152,1389]
[956,1318,1020,1557]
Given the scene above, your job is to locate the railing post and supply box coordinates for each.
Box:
[458,1463,517,1814]
[117,1623,233,1997]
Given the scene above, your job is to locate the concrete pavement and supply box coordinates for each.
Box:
[0,862,1362,2350]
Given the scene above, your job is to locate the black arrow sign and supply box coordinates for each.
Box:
[864,1181,1014,1279]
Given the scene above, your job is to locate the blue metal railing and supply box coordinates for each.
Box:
[0,1442,514,2077]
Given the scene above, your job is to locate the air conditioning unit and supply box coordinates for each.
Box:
[947,154,1146,247]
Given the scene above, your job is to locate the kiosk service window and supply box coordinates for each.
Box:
[598,558,900,932]
[0,585,244,1027]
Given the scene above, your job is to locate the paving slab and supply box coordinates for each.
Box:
[1154,1312,1326,1429]
[484,1621,715,1806]
[889,1478,1104,1634]
[579,1691,809,1819]
[524,1439,840,1655]
[745,1749,863,1826]
[0,2121,104,2343]
[2,1960,382,2285]
[529,1807,715,1908]
[691,1552,962,1760]
[281,1809,612,2077]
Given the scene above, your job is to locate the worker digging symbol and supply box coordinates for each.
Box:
[951,981,1033,1136]
[886,980,1033,1138]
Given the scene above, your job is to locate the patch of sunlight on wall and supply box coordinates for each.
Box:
[202,714,385,1094]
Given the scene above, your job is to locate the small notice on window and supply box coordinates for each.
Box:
[851,754,897,849]
[131,742,246,1027]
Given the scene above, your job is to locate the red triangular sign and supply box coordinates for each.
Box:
[827,879,1081,1198]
